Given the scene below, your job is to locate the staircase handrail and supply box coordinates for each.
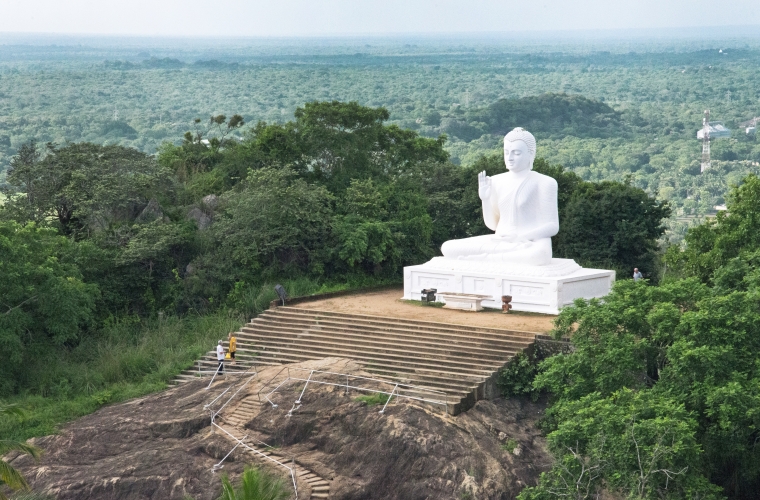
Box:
[210,419,299,499]
[213,370,258,418]
[262,366,450,414]
[289,367,448,396]
[256,365,291,403]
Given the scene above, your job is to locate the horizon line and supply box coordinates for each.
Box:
[1,25,760,42]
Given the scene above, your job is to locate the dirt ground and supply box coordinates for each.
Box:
[294,288,556,334]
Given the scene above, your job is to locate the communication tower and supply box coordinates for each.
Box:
[697,110,731,173]
[701,110,711,172]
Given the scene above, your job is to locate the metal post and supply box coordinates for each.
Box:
[345,375,349,395]
[290,456,299,499]
[380,383,398,414]
[212,435,247,471]
[295,370,314,404]
[205,362,223,390]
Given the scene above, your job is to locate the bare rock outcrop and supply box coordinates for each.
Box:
[246,367,550,500]
[9,380,246,500]
[11,358,550,500]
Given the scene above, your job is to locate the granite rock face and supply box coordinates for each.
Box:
[9,380,246,500]
[247,384,550,500]
[11,359,550,500]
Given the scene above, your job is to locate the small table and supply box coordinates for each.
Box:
[436,292,492,312]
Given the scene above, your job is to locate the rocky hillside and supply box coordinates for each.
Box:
[8,359,550,500]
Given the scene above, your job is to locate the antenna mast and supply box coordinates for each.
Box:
[701,109,711,172]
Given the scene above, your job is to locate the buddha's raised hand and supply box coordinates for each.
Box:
[478,170,491,200]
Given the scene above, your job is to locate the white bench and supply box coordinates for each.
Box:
[436,292,492,312]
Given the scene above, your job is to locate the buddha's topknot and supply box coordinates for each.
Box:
[504,127,536,157]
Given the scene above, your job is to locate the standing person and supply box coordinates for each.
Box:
[228,332,237,366]
[216,340,225,376]
[633,268,643,281]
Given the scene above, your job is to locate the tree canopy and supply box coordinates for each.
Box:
[518,175,760,499]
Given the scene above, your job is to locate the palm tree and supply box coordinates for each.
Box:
[218,467,291,500]
[0,403,42,500]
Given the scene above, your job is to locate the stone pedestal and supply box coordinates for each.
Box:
[403,257,615,315]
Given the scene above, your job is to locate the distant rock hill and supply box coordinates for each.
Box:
[440,92,622,141]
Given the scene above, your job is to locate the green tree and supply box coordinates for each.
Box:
[519,390,720,500]
[333,178,433,273]
[207,167,333,284]
[0,222,98,394]
[665,174,760,283]
[217,467,290,500]
[0,403,42,500]
[532,274,760,498]
[3,142,170,236]
[556,180,670,278]
[212,101,449,194]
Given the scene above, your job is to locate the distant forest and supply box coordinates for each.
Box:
[1,36,760,243]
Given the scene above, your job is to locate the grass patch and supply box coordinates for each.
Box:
[500,438,519,453]
[0,310,241,442]
[354,392,391,406]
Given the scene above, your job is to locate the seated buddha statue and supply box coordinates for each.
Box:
[441,127,558,267]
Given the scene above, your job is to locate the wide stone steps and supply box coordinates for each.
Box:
[177,306,539,414]
[271,307,535,336]
[249,314,534,345]
[257,307,536,341]
[168,350,261,387]
[188,345,501,401]
[240,323,527,360]
[252,307,536,412]
[233,343,500,379]
[234,334,517,372]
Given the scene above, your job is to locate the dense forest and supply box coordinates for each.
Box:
[1,35,760,243]
[2,34,760,500]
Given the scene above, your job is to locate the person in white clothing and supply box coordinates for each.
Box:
[216,340,225,375]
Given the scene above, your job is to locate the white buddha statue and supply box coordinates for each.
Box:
[441,127,558,267]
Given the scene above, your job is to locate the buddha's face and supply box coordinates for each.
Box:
[504,140,533,173]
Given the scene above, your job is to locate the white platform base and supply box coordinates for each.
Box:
[403,257,615,315]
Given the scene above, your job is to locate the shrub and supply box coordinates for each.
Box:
[497,352,541,401]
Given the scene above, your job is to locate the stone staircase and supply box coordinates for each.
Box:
[174,306,538,414]
[170,350,257,386]
[180,306,538,415]
[215,395,330,499]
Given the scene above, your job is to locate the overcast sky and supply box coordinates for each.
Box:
[1,0,759,38]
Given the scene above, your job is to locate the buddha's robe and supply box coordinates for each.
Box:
[441,170,559,266]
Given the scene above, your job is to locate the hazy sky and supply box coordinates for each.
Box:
[1,0,759,37]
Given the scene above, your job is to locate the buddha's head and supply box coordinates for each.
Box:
[503,127,536,173]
